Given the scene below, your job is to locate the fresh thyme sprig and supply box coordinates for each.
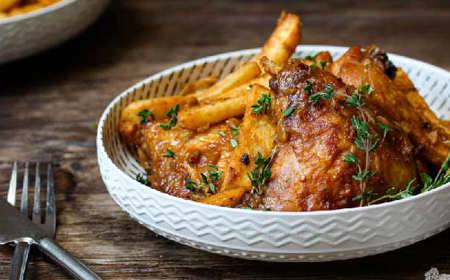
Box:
[304,80,313,94]
[184,177,198,191]
[309,84,335,104]
[352,116,380,152]
[421,154,450,192]
[367,153,450,205]
[348,115,381,205]
[346,92,365,108]
[377,122,392,140]
[248,148,278,195]
[160,104,180,130]
[232,127,240,136]
[138,109,156,124]
[251,94,272,114]
[283,106,296,118]
[185,164,223,194]
[368,179,416,205]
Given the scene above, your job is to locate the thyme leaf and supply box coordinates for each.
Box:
[283,106,296,118]
[160,104,180,130]
[163,149,175,158]
[247,148,278,195]
[251,94,272,114]
[138,109,156,124]
[136,173,152,187]
[309,84,335,104]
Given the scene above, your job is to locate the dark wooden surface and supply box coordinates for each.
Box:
[0,1,449,279]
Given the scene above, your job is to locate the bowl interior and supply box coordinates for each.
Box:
[99,45,450,208]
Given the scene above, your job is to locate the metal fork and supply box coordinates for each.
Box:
[7,162,55,280]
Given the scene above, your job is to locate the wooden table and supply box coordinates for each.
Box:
[0,1,449,279]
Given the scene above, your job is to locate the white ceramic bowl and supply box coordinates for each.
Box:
[97,46,450,262]
[0,0,109,64]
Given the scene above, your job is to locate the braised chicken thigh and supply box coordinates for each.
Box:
[261,60,417,211]
[329,45,450,166]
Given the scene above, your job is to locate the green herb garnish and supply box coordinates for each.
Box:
[304,80,313,94]
[309,84,335,104]
[304,54,317,61]
[368,180,416,205]
[184,177,198,191]
[232,127,240,136]
[248,148,278,195]
[160,104,180,130]
[163,149,175,158]
[346,92,365,108]
[218,131,226,137]
[377,122,392,139]
[283,106,296,118]
[251,94,272,114]
[138,109,156,124]
[136,173,152,187]
[360,84,374,95]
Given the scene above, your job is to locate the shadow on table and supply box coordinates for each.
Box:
[178,228,450,279]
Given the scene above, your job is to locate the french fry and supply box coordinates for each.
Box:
[202,74,271,104]
[180,76,218,96]
[178,96,247,131]
[253,11,302,67]
[119,95,196,141]
[194,62,261,102]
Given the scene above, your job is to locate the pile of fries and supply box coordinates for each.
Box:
[120,12,300,136]
[0,0,60,18]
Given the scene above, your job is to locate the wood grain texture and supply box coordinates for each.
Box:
[0,0,449,279]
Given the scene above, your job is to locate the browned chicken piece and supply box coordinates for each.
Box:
[329,45,450,166]
[261,59,417,211]
[133,118,238,199]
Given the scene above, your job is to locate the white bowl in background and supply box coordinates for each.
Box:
[97,46,450,262]
[0,0,109,64]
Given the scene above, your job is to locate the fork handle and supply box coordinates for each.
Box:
[37,238,101,280]
[9,242,31,280]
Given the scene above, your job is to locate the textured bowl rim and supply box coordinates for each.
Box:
[97,44,450,217]
[0,0,76,25]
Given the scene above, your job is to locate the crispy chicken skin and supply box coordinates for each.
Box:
[330,45,450,166]
[262,60,417,211]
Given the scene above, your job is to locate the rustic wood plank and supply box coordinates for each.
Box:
[0,0,449,279]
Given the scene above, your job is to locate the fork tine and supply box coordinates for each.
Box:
[45,163,56,235]
[33,162,41,223]
[20,162,29,214]
[7,161,18,205]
